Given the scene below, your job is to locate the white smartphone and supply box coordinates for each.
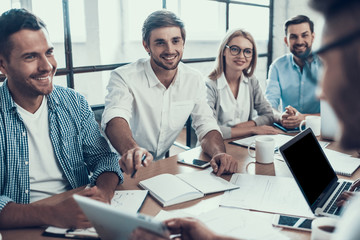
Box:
[177,158,211,168]
[272,214,313,232]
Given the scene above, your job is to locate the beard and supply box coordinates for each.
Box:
[150,51,182,71]
[291,43,312,60]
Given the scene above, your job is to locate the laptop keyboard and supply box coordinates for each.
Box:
[324,182,352,216]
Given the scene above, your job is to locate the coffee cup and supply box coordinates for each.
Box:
[299,116,321,136]
[311,217,338,240]
[247,136,275,164]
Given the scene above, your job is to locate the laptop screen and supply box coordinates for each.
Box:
[280,129,337,207]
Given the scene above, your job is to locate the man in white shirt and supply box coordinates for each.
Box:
[102,10,237,177]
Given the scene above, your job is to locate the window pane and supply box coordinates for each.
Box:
[167,0,226,59]
[231,0,270,6]
[32,0,66,68]
[229,4,269,54]
[0,1,11,14]
[53,75,68,88]
[73,71,112,106]
[71,0,162,67]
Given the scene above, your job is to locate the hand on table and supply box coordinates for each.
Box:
[210,153,238,176]
[280,106,304,128]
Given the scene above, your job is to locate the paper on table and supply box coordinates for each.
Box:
[220,174,314,218]
[198,207,290,240]
[176,168,239,194]
[44,190,148,238]
[232,134,330,152]
[323,148,360,176]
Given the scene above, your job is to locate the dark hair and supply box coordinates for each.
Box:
[0,8,46,60]
[142,10,185,46]
[284,15,314,35]
[309,0,360,18]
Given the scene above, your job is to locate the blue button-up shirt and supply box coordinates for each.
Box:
[0,81,123,212]
[265,53,321,113]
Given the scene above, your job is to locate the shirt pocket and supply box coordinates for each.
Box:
[169,100,194,130]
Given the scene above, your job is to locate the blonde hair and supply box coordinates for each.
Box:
[209,28,257,80]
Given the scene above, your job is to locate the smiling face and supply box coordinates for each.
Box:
[224,36,253,75]
[143,26,184,73]
[285,22,315,61]
[0,28,57,103]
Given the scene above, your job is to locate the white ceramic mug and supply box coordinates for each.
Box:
[311,217,338,240]
[299,116,321,136]
[247,136,275,164]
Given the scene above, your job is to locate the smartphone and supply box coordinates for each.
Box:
[273,122,300,133]
[272,214,313,232]
[177,158,211,168]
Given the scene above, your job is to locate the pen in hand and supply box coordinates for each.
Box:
[131,154,146,178]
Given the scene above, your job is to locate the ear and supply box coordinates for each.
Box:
[284,36,289,47]
[311,32,315,43]
[142,40,150,55]
[0,55,8,75]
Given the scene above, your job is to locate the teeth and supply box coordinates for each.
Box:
[35,76,49,80]
[164,56,176,60]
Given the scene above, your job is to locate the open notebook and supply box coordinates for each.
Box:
[139,169,239,207]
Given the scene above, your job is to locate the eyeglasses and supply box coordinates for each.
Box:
[225,45,253,58]
[307,28,360,84]
[313,28,360,55]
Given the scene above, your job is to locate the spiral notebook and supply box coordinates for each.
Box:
[323,148,360,177]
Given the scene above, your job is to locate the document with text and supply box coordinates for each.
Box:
[220,174,314,218]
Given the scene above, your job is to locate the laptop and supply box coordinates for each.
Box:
[279,128,353,217]
[73,195,169,240]
[320,100,340,141]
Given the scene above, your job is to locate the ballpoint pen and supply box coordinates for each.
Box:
[131,154,146,178]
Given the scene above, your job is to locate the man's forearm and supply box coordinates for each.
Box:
[105,117,138,155]
[200,130,226,157]
[0,202,52,229]
[95,172,120,199]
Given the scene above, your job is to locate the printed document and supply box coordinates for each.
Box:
[220,174,314,218]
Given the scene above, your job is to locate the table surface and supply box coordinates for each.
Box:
[1,137,359,240]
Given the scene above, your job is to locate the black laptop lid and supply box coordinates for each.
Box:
[279,128,338,210]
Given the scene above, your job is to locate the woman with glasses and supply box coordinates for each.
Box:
[206,29,279,139]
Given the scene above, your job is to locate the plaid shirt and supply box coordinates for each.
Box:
[0,80,123,212]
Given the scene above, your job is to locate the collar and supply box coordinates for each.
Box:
[144,58,180,88]
[0,79,59,112]
[289,53,319,69]
[217,73,248,90]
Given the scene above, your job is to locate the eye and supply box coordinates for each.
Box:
[46,49,54,56]
[230,46,240,52]
[244,49,253,55]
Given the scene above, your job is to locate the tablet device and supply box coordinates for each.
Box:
[73,195,170,240]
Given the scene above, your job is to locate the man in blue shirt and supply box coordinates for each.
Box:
[0,9,123,229]
[265,15,321,129]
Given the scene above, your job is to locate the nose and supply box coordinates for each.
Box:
[38,55,54,72]
[164,42,175,53]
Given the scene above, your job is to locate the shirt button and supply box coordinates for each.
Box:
[25,190,29,194]
[25,161,29,165]
[22,132,26,136]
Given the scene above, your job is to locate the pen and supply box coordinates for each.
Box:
[131,154,146,178]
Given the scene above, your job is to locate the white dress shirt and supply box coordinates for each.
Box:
[102,58,220,160]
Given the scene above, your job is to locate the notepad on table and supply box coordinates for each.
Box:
[139,169,239,207]
[324,148,360,176]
